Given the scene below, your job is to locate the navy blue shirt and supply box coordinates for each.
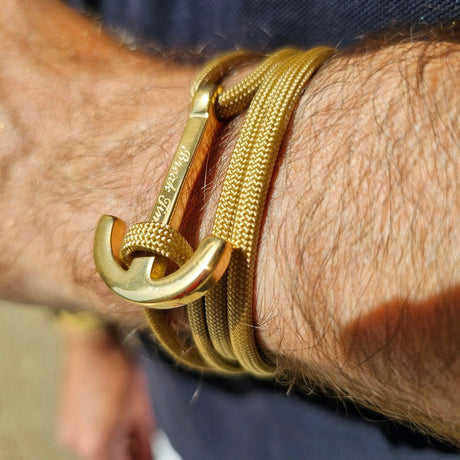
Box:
[68,0,459,54]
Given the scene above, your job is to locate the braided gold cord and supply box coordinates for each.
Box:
[120,221,193,266]
[203,52,304,364]
[119,47,334,376]
[200,53,294,362]
[190,50,261,101]
[186,300,241,372]
[202,48,334,376]
[224,49,334,374]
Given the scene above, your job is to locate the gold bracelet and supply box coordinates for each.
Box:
[94,47,334,376]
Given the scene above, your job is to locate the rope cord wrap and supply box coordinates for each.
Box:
[119,47,334,376]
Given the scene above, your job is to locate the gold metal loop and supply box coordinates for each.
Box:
[94,86,232,308]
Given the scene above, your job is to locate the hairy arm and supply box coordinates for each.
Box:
[1,0,459,445]
[256,38,460,443]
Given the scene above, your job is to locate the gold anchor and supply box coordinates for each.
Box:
[94,86,231,309]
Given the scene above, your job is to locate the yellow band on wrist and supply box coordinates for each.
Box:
[94,47,334,376]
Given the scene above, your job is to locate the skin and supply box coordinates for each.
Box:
[1,0,459,449]
[58,328,154,460]
[261,40,460,444]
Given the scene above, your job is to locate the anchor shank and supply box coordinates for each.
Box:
[149,86,221,229]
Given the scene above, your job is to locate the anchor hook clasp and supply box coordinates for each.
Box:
[94,86,231,308]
